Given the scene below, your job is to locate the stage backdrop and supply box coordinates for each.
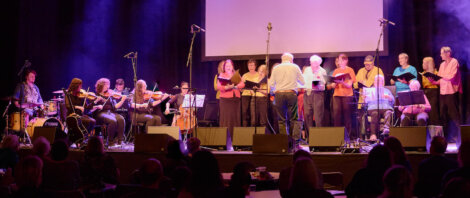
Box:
[1,0,469,124]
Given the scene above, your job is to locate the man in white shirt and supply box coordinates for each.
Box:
[303,55,327,130]
[269,52,305,151]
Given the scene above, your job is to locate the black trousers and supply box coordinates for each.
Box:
[333,96,353,139]
[440,93,460,143]
[424,88,440,125]
[241,96,252,127]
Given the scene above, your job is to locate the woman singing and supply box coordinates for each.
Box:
[129,80,162,131]
[331,54,356,140]
[241,59,259,127]
[252,64,269,128]
[94,78,127,146]
[217,59,245,149]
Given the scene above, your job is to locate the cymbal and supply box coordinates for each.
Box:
[50,98,64,101]
[52,90,64,94]
[0,96,19,101]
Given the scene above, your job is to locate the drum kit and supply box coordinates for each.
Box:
[3,90,66,143]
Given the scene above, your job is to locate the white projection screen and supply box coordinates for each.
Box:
[204,0,387,60]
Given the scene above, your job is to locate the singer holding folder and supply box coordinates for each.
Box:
[429,46,462,143]
[331,54,356,139]
[302,55,327,130]
[241,59,259,127]
[217,59,245,150]
[390,53,417,92]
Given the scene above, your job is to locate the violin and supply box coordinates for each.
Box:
[101,90,127,100]
[77,89,98,100]
[143,91,170,101]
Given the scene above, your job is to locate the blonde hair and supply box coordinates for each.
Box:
[258,64,268,76]
[217,60,224,74]
[134,79,147,103]
[441,46,452,53]
[423,57,435,71]
[95,78,110,94]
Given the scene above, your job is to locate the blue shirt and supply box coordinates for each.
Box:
[393,65,417,92]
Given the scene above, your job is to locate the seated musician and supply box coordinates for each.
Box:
[94,78,127,146]
[398,80,431,126]
[65,78,98,133]
[363,75,394,141]
[164,81,195,134]
[129,80,162,130]
[113,78,131,132]
[354,55,384,136]
[13,69,44,121]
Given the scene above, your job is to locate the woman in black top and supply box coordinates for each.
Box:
[94,78,127,146]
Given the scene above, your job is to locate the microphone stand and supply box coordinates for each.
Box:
[372,20,388,140]
[186,25,202,137]
[265,23,275,134]
[126,52,138,142]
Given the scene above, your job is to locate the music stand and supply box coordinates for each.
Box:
[397,90,426,106]
[182,94,205,142]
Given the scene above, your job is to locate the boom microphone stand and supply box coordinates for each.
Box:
[186,24,204,137]
[124,52,138,142]
[372,18,394,140]
[264,22,276,134]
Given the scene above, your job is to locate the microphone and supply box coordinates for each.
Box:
[192,24,206,32]
[379,18,396,26]
[267,22,272,31]
[123,52,135,58]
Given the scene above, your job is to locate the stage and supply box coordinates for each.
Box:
[18,144,458,189]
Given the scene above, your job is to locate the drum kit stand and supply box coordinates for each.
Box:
[2,90,65,145]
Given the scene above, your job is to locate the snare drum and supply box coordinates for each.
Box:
[9,112,26,131]
[26,117,64,138]
[45,100,58,116]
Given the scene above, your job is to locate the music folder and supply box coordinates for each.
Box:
[391,72,415,82]
[397,90,426,106]
[421,72,442,81]
[217,70,242,85]
[328,73,351,82]
[357,82,369,89]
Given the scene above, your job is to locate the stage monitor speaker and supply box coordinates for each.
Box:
[309,127,345,150]
[196,127,227,147]
[390,127,427,151]
[32,127,57,144]
[252,134,288,154]
[147,126,181,140]
[233,127,266,146]
[461,125,470,142]
[134,134,175,153]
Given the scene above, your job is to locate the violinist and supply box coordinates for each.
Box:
[94,78,127,146]
[165,81,194,133]
[129,80,162,130]
[113,78,131,133]
[65,78,98,132]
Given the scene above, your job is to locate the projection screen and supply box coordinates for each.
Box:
[204,0,387,60]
